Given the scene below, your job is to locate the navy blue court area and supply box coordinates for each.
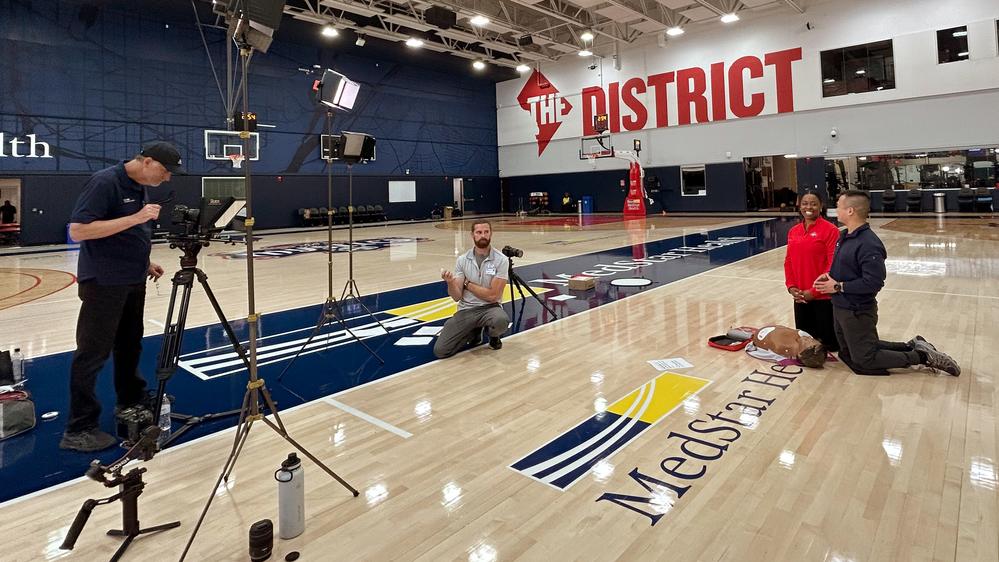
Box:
[2,218,794,503]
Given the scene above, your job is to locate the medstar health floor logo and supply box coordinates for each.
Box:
[517,69,573,156]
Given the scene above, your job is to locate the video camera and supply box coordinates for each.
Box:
[502,245,524,258]
[169,196,246,239]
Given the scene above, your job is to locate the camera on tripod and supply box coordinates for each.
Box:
[502,245,524,258]
[168,196,247,239]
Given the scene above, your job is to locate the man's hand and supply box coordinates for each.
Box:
[148,262,165,281]
[442,269,464,302]
[788,286,805,304]
[134,204,161,225]
[813,273,838,295]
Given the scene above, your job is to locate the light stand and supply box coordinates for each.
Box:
[507,256,559,329]
[180,42,358,562]
[276,110,383,382]
[338,161,386,332]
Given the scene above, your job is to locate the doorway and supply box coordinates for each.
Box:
[0,178,22,246]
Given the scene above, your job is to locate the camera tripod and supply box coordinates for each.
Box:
[508,257,559,328]
[150,237,249,447]
[277,110,383,382]
[61,428,179,561]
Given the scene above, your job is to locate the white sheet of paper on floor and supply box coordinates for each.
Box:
[648,357,694,370]
[548,294,576,301]
[413,326,442,336]
[396,336,433,346]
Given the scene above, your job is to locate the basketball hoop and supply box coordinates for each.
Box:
[227,153,244,169]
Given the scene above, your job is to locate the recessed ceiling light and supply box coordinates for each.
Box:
[783,154,798,159]
[405,37,424,48]
[957,51,969,57]
[855,69,866,75]
[580,30,594,42]
[952,30,967,37]
[823,78,834,83]
[720,13,739,23]
[470,15,489,26]
[321,25,338,37]
[578,49,592,57]
[515,64,530,72]
[666,26,684,36]
[472,60,486,70]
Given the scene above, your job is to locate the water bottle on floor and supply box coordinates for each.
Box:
[157,395,171,449]
[11,348,23,383]
[275,453,305,539]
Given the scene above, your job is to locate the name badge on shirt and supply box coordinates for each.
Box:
[484,267,496,276]
[123,197,136,204]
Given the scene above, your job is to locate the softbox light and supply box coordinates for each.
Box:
[315,69,360,111]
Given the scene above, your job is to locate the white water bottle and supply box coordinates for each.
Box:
[275,453,305,539]
[11,348,23,383]
[157,395,171,448]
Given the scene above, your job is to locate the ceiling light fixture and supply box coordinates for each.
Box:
[355,36,366,46]
[720,13,739,23]
[470,15,489,26]
[515,64,530,72]
[472,60,486,70]
[952,30,968,37]
[321,25,338,37]
[957,51,969,57]
[578,49,593,57]
[580,30,594,42]
[666,26,684,36]
[823,78,834,83]
[405,37,424,48]
[855,69,866,75]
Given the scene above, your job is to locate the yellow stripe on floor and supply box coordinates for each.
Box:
[606,372,710,424]
[385,284,554,322]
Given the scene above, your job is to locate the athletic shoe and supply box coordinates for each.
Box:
[60,428,118,452]
[921,348,961,377]
[908,335,937,353]
[489,336,502,350]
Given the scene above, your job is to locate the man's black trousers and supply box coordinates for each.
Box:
[66,281,149,433]
[832,304,921,376]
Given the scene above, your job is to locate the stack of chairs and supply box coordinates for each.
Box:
[905,188,922,212]
[881,188,897,212]
[975,187,994,212]
[957,187,975,212]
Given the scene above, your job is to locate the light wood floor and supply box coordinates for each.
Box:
[1,216,996,562]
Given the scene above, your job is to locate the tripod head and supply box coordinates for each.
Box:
[86,425,161,486]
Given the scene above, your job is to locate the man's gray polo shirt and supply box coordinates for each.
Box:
[454,247,509,310]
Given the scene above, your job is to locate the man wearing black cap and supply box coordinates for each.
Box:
[60,142,182,452]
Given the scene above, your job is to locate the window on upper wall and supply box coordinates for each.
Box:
[820,39,896,97]
[937,25,970,63]
[681,165,706,197]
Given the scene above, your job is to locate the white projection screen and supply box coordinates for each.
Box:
[388,180,416,203]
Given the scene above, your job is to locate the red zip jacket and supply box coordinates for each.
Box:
[784,216,840,300]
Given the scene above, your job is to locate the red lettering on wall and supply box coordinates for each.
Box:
[621,78,648,131]
[764,47,802,113]
[608,82,621,133]
[728,56,765,118]
[710,62,727,122]
[646,72,675,128]
[676,68,708,126]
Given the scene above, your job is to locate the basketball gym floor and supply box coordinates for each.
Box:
[0,213,995,561]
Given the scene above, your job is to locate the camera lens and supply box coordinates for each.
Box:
[249,519,273,562]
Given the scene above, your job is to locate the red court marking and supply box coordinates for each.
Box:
[0,269,77,311]
[2,272,42,300]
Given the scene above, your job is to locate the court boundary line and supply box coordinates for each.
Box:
[321,397,413,439]
[702,273,999,301]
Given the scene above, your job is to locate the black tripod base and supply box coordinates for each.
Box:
[106,521,181,562]
[162,408,244,448]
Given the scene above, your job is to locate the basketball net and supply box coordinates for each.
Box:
[227,154,244,169]
[585,154,598,169]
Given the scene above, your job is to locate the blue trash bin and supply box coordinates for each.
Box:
[581,196,594,214]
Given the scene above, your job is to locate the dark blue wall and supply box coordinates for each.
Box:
[504,161,747,213]
[795,157,827,203]
[1,0,502,243]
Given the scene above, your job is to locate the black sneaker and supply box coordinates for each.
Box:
[921,348,961,377]
[465,328,484,348]
[908,335,937,353]
[489,336,502,350]
[60,428,118,452]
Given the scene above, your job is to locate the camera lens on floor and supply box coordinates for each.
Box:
[249,519,273,562]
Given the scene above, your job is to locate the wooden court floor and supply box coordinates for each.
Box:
[0,215,996,562]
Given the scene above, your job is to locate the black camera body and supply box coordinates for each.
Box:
[115,405,154,445]
[502,245,524,258]
[171,204,201,234]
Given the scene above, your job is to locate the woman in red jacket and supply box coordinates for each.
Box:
[784,191,841,351]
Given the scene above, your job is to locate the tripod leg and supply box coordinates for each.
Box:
[109,535,135,562]
[513,271,560,319]
[276,299,337,381]
[329,293,384,363]
[222,418,253,484]
[260,414,359,496]
[196,269,251,370]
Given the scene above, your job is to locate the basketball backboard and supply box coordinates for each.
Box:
[205,129,260,161]
[579,134,614,160]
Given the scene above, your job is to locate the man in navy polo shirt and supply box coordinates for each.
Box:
[60,142,181,452]
[813,190,960,377]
